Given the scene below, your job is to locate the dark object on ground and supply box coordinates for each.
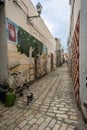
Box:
[15,86,23,96]
[27,92,33,105]
[0,84,10,103]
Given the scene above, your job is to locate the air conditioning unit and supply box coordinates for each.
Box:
[13,0,17,2]
[0,0,5,5]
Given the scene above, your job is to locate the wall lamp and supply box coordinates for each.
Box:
[27,2,42,20]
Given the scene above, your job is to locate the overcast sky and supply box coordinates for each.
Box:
[31,0,70,51]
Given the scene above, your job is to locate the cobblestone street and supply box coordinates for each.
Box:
[0,64,79,130]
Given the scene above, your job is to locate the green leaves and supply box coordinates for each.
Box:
[17,27,43,57]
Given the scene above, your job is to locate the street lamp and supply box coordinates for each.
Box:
[27,2,42,19]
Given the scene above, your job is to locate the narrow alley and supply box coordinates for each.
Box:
[0,64,79,130]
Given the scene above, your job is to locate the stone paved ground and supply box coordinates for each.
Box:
[0,64,79,130]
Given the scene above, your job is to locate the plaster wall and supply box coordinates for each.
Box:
[79,0,87,104]
[69,0,87,104]
[0,5,8,80]
[70,0,80,40]
[5,0,56,55]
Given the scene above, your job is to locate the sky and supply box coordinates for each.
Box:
[31,0,70,51]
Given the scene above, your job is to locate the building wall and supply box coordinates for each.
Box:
[5,0,56,55]
[69,0,80,106]
[69,0,87,106]
[55,38,62,67]
[80,0,87,104]
[73,0,80,28]
[60,48,64,64]
[0,5,8,81]
[0,0,57,85]
[55,38,61,50]
[69,0,80,42]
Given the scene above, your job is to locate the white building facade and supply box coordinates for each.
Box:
[69,0,87,111]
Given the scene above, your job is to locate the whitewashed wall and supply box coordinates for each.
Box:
[73,0,80,28]
[69,0,87,104]
[80,0,87,104]
[70,0,80,41]
[5,0,56,55]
